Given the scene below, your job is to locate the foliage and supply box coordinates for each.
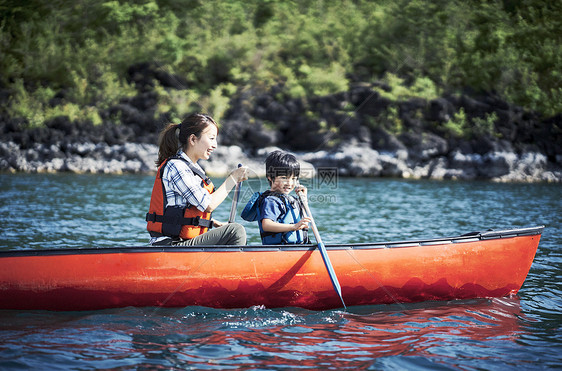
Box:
[376,73,440,101]
[443,108,468,138]
[472,112,498,138]
[0,0,560,128]
[7,79,103,127]
[441,109,498,139]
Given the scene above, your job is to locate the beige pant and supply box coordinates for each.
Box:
[172,223,246,246]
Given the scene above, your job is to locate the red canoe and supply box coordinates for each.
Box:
[0,226,543,311]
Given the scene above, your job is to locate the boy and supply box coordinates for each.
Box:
[243,150,311,244]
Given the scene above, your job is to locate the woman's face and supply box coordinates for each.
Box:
[189,124,218,161]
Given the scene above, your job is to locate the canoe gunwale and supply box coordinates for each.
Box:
[0,226,544,311]
[0,225,544,257]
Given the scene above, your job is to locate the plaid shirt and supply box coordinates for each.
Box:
[161,151,212,212]
[149,151,212,245]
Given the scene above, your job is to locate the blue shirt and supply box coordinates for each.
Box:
[259,195,287,223]
[258,192,306,244]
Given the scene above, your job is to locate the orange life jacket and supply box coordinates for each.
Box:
[146,156,215,240]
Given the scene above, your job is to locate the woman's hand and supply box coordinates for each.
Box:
[212,219,224,228]
[207,166,249,213]
[230,166,249,183]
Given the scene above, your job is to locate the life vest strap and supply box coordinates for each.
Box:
[145,212,213,228]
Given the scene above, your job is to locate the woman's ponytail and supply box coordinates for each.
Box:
[156,123,181,167]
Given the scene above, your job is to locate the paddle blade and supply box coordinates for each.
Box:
[317,242,346,309]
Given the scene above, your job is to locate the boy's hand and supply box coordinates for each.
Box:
[212,219,224,228]
[293,217,311,230]
[295,185,307,197]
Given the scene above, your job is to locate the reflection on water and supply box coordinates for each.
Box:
[0,298,544,369]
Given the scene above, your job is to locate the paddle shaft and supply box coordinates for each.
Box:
[297,191,346,309]
[300,201,323,245]
[228,164,243,223]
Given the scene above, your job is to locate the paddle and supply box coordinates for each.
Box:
[228,164,243,223]
[296,189,347,310]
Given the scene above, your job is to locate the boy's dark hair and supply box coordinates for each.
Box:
[265,150,300,184]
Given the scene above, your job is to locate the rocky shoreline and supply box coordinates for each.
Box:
[1,67,561,182]
[1,139,560,183]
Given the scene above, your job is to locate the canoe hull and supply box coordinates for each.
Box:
[0,227,542,310]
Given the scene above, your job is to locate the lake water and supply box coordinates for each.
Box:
[0,173,561,369]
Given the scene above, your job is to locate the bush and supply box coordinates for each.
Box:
[0,0,560,130]
[376,73,440,101]
[440,109,498,139]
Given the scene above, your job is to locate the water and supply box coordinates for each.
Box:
[1,173,561,369]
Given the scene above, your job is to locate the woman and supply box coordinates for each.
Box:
[146,113,248,246]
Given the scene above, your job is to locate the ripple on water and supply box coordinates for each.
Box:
[0,174,560,370]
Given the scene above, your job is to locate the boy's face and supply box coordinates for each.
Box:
[269,175,298,195]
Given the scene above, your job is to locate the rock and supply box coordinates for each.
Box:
[0,140,158,174]
[429,157,456,180]
[300,142,410,177]
[246,124,279,149]
[379,152,412,178]
[369,128,406,152]
[127,62,189,91]
[426,97,455,123]
[218,118,248,146]
[200,145,265,178]
[458,95,493,117]
[472,137,515,155]
[480,151,518,178]
[351,86,391,117]
[492,152,547,182]
[448,151,481,179]
[219,117,280,150]
[1,75,560,183]
[282,118,333,151]
[399,132,448,161]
